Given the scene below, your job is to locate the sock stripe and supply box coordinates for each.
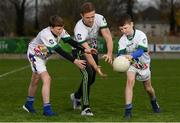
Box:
[27,96,35,101]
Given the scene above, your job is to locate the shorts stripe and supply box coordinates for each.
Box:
[28,54,37,72]
[82,69,89,105]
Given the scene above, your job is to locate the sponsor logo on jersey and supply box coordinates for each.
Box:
[49,39,54,44]
[142,38,146,44]
[102,17,107,24]
[77,34,82,40]
[127,43,133,47]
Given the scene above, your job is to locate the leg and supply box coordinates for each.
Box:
[70,72,83,110]
[143,79,156,100]
[143,79,160,113]
[74,68,96,99]
[28,72,40,97]
[71,65,94,112]
[71,63,94,116]
[74,54,98,98]
[89,54,98,86]
[40,71,56,116]
[23,72,40,113]
[40,71,51,104]
[124,71,136,118]
[81,64,94,116]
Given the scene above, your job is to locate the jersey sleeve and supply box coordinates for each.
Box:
[74,25,88,44]
[60,29,71,41]
[96,14,108,29]
[138,32,148,52]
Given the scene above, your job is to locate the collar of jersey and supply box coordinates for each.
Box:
[127,28,135,41]
[82,20,93,28]
[51,31,58,38]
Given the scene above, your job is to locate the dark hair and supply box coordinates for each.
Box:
[80,2,95,15]
[118,14,132,27]
[49,15,64,27]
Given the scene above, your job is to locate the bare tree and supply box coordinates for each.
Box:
[34,0,39,30]
[0,1,16,36]
[8,0,33,36]
[156,0,180,35]
[127,0,137,20]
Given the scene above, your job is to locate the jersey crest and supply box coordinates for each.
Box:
[77,34,82,40]
[49,39,55,44]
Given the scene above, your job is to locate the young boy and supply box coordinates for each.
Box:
[23,15,103,116]
[117,14,160,119]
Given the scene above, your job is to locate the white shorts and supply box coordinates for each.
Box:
[128,63,151,82]
[27,52,47,74]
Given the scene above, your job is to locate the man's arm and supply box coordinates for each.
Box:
[81,42,106,77]
[53,45,86,69]
[101,28,113,64]
[62,37,97,54]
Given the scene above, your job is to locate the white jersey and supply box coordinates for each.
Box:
[74,13,108,48]
[28,27,70,59]
[118,29,150,64]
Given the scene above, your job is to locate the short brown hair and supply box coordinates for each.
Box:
[49,15,64,27]
[80,2,95,14]
[118,14,132,27]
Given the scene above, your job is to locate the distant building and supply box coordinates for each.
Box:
[135,7,169,36]
[135,22,169,36]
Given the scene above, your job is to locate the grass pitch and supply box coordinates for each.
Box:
[0,59,180,122]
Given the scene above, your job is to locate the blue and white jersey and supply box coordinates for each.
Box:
[74,14,108,48]
[118,29,150,64]
[28,27,70,59]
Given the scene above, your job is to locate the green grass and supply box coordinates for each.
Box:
[0,59,180,122]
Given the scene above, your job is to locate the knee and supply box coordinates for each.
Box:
[34,76,40,82]
[31,76,40,86]
[126,79,134,87]
[43,76,52,85]
[46,76,51,83]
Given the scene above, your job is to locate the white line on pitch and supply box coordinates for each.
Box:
[0,65,30,78]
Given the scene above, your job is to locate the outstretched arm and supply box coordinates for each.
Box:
[53,45,86,69]
[81,42,107,77]
[101,28,113,64]
[63,38,97,54]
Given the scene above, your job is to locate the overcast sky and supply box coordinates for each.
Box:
[137,0,158,8]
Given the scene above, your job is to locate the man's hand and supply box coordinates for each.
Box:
[95,66,107,77]
[102,54,113,64]
[84,48,97,54]
[73,59,86,70]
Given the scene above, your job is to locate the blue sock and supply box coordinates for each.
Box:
[151,96,156,101]
[125,104,132,110]
[124,104,132,117]
[43,103,51,112]
[26,96,34,106]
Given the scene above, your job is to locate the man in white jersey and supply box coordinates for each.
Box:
[70,2,113,116]
[23,15,102,116]
[117,14,160,119]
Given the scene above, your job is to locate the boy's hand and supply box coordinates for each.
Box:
[73,59,86,70]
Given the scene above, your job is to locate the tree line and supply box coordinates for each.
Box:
[0,0,179,37]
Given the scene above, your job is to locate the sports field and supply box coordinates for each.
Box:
[0,59,180,122]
